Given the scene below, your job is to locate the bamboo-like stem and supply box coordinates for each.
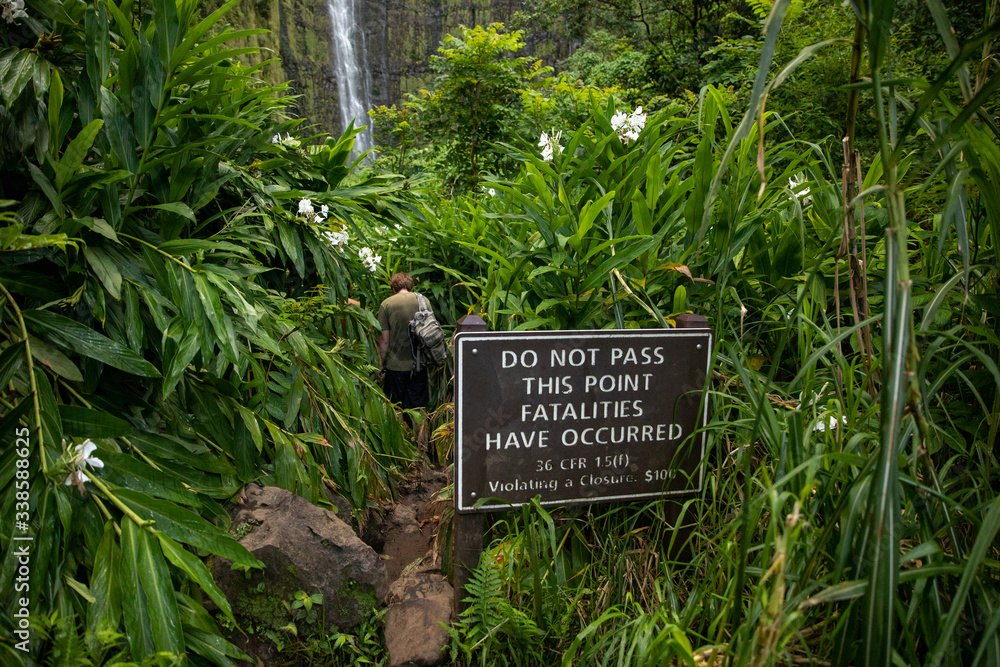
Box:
[84,469,157,530]
[118,232,198,273]
[0,281,49,474]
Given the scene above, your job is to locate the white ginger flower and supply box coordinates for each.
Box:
[311,204,330,224]
[2,0,28,23]
[298,198,315,217]
[789,174,811,202]
[611,106,646,144]
[813,414,847,432]
[270,133,300,148]
[538,130,563,162]
[63,439,104,487]
[322,229,349,249]
[358,246,381,272]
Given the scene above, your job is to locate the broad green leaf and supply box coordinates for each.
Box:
[573,190,616,247]
[194,273,234,360]
[0,398,32,441]
[100,88,139,174]
[58,405,132,438]
[47,70,64,155]
[113,488,261,569]
[120,520,155,659]
[0,49,35,104]
[162,328,200,398]
[133,522,184,654]
[23,309,160,378]
[56,119,104,190]
[580,235,660,293]
[236,404,263,452]
[99,450,200,506]
[171,0,243,67]
[277,219,305,276]
[128,432,236,475]
[157,238,250,256]
[0,340,26,389]
[87,523,122,646]
[151,202,197,222]
[34,369,62,459]
[26,162,62,216]
[77,216,118,242]
[156,531,236,625]
[84,246,123,300]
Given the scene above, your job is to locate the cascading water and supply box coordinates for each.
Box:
[327,0,373,155]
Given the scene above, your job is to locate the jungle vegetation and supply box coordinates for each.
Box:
[1,0,999,665]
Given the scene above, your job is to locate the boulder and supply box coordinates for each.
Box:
[384,557,453,667]
[213,485,386,634]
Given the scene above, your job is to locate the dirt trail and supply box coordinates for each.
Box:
[371,465,448,583]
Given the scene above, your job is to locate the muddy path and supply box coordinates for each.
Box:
[366,464,448,583]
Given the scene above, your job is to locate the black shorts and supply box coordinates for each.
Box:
[383,368,429,409]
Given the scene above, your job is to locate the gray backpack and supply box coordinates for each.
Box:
[409,294,447,371]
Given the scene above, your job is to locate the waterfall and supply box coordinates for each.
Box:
[327,0,373,155]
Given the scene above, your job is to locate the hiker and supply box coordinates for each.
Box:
[377,272,430,409]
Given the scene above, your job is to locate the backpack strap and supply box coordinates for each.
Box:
[410,293,427,374]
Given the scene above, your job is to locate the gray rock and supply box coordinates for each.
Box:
[213,485,386,634]
[384,559,453,667]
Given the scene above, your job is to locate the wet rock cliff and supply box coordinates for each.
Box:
[212,0,575,138]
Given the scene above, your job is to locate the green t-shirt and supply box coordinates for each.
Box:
[378,291,433,371]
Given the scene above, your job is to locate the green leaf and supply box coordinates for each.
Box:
[27,162,62,217]
[162,328,200,398]
[84,246,123,300]
[151,202,197,222]
[0,49,36,104]
[926,497,1000,666]
[157,238,250,256]
[120,520,155,659]
[156,531,236,625]
[580,235,660,293]
[133,522,185,654]
[0,398,32,441]
[100,88,139,174]
[99,450,201,506]
[194,273,234,360]
[48,70,64,155]
[171,0,243,68]
[56,119,104,190]
[87,523,123,645]
[77,216,119,242]
[58,405,132,438]
[128,431,236,475]
[0,340,26,389]
[113,488,261,569]
[35,369,62,460]
[277,219,305,276]
[572,190,616,249]
[23,309,160,378]
[236,404,263,452]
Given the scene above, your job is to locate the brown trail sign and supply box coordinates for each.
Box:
[451,318,713,611]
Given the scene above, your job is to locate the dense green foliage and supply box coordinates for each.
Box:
[0,0,420,663]
[2,0,1000,665]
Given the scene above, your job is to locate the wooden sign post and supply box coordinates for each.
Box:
[452,318,712,612]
